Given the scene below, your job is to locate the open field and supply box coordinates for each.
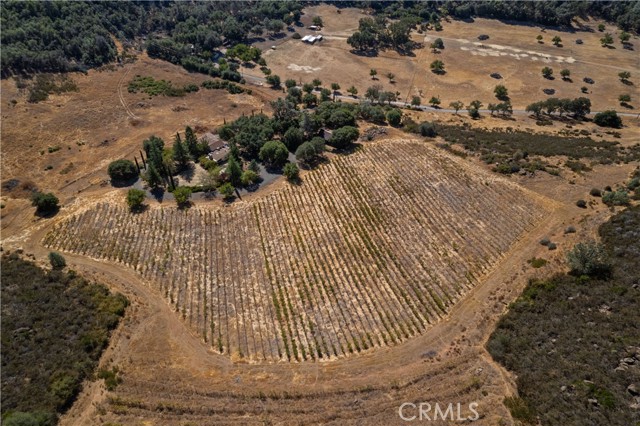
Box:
[262,6,639,111]
[44,139,549,362]
[0,55,268,203]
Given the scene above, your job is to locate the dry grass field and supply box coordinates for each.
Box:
[1,4,639,425]
[263,5,639,111]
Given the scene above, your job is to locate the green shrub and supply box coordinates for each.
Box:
[419,121,437,137]
[590,188,602,197]
[259,140,289,168]
[219,182,235,200]
[567,241,611,276]
[48,252,66,269]
[527,257,548,268]
[328,126,359,149]
[107,160,138,182]
[593,110,622,128]
[173,186,192,208]
[283,162,300,182]
[576,199,587,208]
[386,109,402,126]
[31,192,59,215]
[602,189,630,206]
[240,170,260,186]
[126,188,146,211]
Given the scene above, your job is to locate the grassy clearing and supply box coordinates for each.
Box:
[127,75,191,97]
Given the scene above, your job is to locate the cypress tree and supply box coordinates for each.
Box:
[172,132,190,170]
[226,155,242,186]
[185,126,199,157]
[146,163,163,188]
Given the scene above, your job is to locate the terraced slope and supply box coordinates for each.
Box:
[44,140,550,362]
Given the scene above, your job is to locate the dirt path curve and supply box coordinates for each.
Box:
[117,64,138,120]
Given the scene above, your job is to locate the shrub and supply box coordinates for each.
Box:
[283,162,300,182]
[419,121,437,137]
[31,192,59,215]
[593,110,622,128]
[292,32,302,39]
[219,182,235,200]
[126,188,146,211]
[540,238,551,246]
[567,241,611,276]
[576,199,587,208]
[283,127,304,151]
[295,140,323,165]
[565,226,577,234]
[329,126,359,149]
[173,186,192,208]
[240,170,260,186]
[48,252,66,269]
[602,189,630,206]
[107,160,138,182]
[259,140,289,168]
[590,188,601,197]
[527,257,548,268]
[548,242,557,250]
[386,109,402,126]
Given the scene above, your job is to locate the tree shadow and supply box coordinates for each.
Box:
[298,156,329,170]
[620,102,634,109]
[202,190,217,200]
[35,207,60,218]
[622,80,634,86]
[130,204,149,215]
[177,163,196,183]
[110,176,139,188]
[150,187,165,202]
[263,164,284,175]
[349,49,379,58]
[177,201,192,211]
[287,176,302,186]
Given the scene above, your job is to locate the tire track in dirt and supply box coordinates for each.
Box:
[117,64,138,120]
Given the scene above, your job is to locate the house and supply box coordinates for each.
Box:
[200,132,230,163]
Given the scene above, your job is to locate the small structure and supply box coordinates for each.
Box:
[302,34,322,44]
[322,128,333,141]
[309,25,319,30]
[201,132,230,163]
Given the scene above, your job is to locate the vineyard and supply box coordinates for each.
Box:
[44,140,549,363]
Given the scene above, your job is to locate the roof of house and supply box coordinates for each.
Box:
[200,132,227,151]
